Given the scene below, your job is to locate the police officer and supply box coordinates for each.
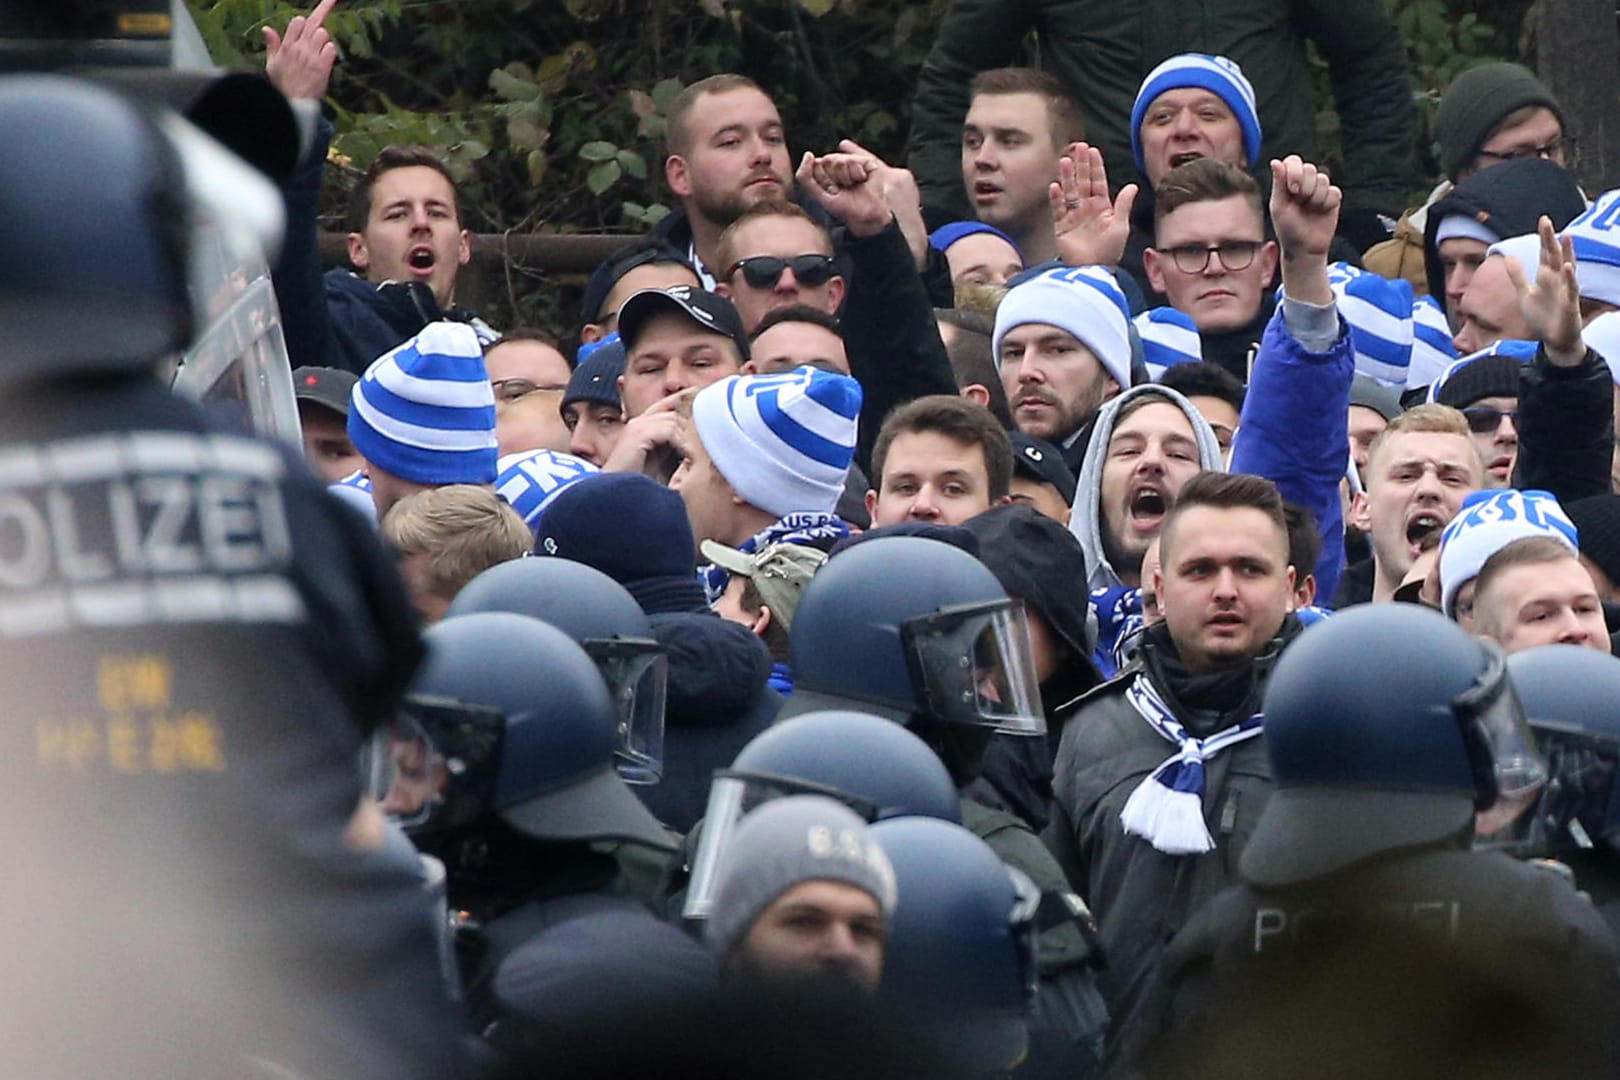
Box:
[787,537,1107,1078]
[1502,644,1620,932]
[376,612,709,1048]
[0,75,460,1078]
[1142,605,1620,1079]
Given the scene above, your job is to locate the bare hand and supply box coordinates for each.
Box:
[838,139,929,266]
[795,150,893,239]
[601,391,687,478]
[1049,142,1136,268]
[1504,215,1583,365]
[1269,155,1341,305]
[264,0,339,101]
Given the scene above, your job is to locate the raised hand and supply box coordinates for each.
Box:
[1049,142,1137,269]
[795,150,893,239]
[264,0,339,101]
[838,138,929,266]
[601,390,688,480]
[1504,215,1583,366]
[1268,155,1341,305]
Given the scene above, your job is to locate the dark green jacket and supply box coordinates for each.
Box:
[905,0,1416,222]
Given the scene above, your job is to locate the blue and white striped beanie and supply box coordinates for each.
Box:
[1407,294,1458,392]
[1130,53,1262,172]
[328,469,377,525]
[992,265,1133,391]
[1438,488,1579,618]
[348,322,498,485]
[1426,339,1537,406]
[495,449,600,532]
[1135,307,1203,379]
[1562,190,1620,307]
[1328,262,1415,388]
[690,368,862,519]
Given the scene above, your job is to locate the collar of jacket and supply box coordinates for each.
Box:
[1136,615,1299,735]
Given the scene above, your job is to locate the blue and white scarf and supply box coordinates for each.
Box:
[699,512,851,603]
[1090,585,1141,679]
[1119,674,1263,855]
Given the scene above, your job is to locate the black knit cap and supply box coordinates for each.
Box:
[1566,495,1620,589]
[1433,354,1520,410]
[1435,62,1564,182]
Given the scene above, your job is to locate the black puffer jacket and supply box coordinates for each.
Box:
[635,611,783,834]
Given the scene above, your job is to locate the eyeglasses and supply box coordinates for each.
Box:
[491,377,564,403]
[1163,240,1264,274]
[724,254,837,290]
[1461,405,1518,433]
[1475,138,1568,164]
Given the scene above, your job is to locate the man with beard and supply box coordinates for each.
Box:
[993,264,1134,472]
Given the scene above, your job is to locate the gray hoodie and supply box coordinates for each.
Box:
[1066,383,1224,592]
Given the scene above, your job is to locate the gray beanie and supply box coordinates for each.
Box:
[703,795,897,957]
[1435,62,1564,181]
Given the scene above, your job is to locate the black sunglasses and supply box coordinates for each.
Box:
[724,253,836,290]
[1461,405,1518,434]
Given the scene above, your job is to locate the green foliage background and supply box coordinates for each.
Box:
[186,0,1538,333]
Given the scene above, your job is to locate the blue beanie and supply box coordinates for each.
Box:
[533,472,707,614]
[562,337,626,413]
[1130,53,1262,172]
[495,448,600,533]
[929,220,1023,260]
[348,322,498,485]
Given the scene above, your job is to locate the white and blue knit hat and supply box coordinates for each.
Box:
[1438,488,1579,618]
[1328,262,1415,388]
[495,448,600,532]
[348,322,498,485]
[1135,306,1203,379]
[1407,294,1459,392]
[691,367,862,519]
[1130,53,1262,172]
[1562,190,1620,307]
[993,265,1133,391]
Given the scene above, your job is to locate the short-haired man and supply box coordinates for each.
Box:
[866,395,1013,528]
[378,484,531,624]
[705,795,894,997]
[961,68,1086,265]
[655,74,795,289]
[1047,471,1300,1061]
[485,328,572,457]
[1142,158,1278,378]
[937,308,1014,427]
[704,541,828,696]
[993,265,1134,469]
[715,202,845,335]
[1472,535,1610,654]
[676,367,861,566]
[1339,404,1484,607]
[746,305,849,376]
[346,322,500,520]
[1157,361,1245,460]
[577,240,701,345]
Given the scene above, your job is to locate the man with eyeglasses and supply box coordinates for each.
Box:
[484,329,575,457]
[1142,158,1278,380]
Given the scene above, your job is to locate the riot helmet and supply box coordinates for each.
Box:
[789,536,1044,735]
[445,558,666,784]
[1497,645,1620,856]
[0,74,284,384]
[685,709,961,919]
[868,816,1039,1074]
[1244,604,1545,888]
[368,612,671,855]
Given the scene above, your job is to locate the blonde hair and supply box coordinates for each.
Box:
[380,485,531,605]
[1364,403,1483,482]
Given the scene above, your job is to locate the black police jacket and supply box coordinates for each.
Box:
[0,375,458,1078]
[1139,846,1620,1078]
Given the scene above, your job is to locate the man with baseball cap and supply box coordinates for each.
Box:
[293,365,361,483]
[704,540,827,697]
[1008,431,1075,525]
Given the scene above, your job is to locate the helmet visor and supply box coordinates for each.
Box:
[585,637,667,785]
[364,696,503,835]
[1457,646,1547,813]
[683,770,879,921]
[901,599,1045,735]
[1481,723,1619,855]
